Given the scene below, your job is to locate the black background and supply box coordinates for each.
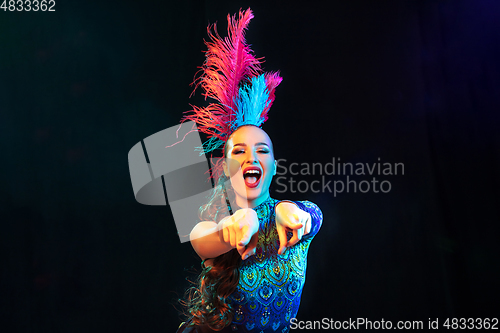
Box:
[1,0,499,332]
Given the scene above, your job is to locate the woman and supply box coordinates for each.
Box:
[178,125,322,332]
[176,8,322,332]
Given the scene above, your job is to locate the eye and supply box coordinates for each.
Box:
[258,149,269,154]
[232,149,244,155]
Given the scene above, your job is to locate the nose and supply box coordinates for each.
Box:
[246,149,258,164]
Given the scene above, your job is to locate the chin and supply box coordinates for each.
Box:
[236,189,261,202]
[230,176,272,206]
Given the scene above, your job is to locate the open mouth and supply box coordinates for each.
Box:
[243,167,262,188]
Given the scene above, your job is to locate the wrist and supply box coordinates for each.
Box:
[276,201,300,222]
[276,200,299,209]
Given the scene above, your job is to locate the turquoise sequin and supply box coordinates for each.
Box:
[228,198,323,332]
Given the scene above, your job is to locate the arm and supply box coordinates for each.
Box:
[190,208,260,260]
[293,200,323,241]
[275,200,323,254]
[189,221,233,260]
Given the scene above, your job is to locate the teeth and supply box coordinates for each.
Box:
[245,170,260,175]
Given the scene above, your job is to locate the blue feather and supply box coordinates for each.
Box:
[232,74,270,132]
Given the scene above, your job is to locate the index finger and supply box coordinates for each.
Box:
[238,225,251,246]
[276,225,288,255]
[241,233,259,260]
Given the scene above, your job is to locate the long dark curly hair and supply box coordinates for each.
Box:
[180,125,274,329]
[180,149,243,330]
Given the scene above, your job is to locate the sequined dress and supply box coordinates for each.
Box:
[178,197,322,333]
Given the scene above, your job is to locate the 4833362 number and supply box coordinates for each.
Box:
[443,318,498,330]
[1,0,55,11]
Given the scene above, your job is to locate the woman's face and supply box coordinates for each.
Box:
[224,125,276,208]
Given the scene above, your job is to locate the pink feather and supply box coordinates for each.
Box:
[183,8,263,140]
[261,72,283,122]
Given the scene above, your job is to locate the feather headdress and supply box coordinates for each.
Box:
[182,8,282,154]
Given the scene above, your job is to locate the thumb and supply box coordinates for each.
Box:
[284,213,303,230]
[285,221,303,230]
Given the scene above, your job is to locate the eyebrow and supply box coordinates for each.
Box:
[232,142,269,148]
